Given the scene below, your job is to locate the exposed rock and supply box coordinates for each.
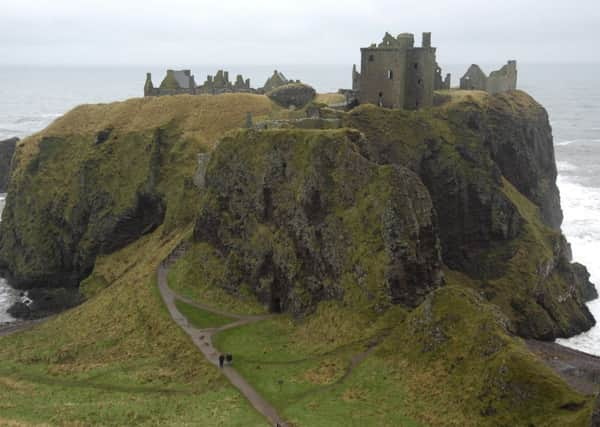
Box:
[95,128,113,145]
[7,301,31,319]
[0,137,17,192]
[571,262,598,302]
[267,83,316,108]
[345,91,595,340]
[193,153,212,189]
[194,128,443,315]
[0,129,166,289]
[484,92,563,229]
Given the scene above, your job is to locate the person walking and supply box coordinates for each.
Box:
[219,354,225,368]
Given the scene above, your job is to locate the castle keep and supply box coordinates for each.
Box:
[351,32,450,110]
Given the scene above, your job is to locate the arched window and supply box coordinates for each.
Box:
[369,54,375,62]
[387,69,393,80]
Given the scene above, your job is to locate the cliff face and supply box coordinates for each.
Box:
[0,95,274,290]
[0,137,17,192]
[343,91,594,339]
[194,129,443,314]
[0,91,594,341]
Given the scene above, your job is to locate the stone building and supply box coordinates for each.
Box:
[262,70,290,92]
[351,32,449,110]
[459,61,517,94]
[144,69,253,97]
[145,70,197,96]
[196,70,252,94]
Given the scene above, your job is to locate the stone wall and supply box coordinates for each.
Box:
[355,31,443,111]
[460,61,518,94]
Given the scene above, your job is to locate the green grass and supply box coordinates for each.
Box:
[175,299,234,329]
[0,360,267,427]
[213,313,423,427]
[0,229,269,426]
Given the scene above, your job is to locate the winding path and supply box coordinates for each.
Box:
[157,254,287,427]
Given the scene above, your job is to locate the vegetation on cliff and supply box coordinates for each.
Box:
[0,90,596,426]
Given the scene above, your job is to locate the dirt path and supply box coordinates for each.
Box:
[157,261,287,427]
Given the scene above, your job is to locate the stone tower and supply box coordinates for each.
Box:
[353,32,438,110]
[144,73,155,97]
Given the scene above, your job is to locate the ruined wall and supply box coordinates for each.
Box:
[359,47,408,108]
[459,62,518,94]
[487,61,518,94]
[460,64,488,90]
[352,64,360,91]
[405,46,436,109]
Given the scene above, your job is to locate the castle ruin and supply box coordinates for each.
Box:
[144,69,294,97]
[459,61,517,94]
[351,32,450,110]
[349,31,518,110]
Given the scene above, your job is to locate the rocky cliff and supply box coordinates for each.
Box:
[0,91,594,340]
[342,91,595,339]
[0,137,17,192]
[0,91,597,425]
[0,94,274,292]
[194,128,443,314]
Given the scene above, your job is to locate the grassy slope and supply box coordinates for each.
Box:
[213,285,592,427]
[0,228,265,426]
[0,94,279,426]
[175,299,234,329]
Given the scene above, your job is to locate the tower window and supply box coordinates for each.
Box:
[414,63,419,69]
[418,79,423,86]
[387,69,393,80]
[369,54,374,62]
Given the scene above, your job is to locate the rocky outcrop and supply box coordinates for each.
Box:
[571,262,598,302]
[267,83,316,108]
[194,129,443,315]
[344,91,595,340]
[0,137,17,192]
[483,93,563,229]
[0,94,275,309]
[0,131,166,289]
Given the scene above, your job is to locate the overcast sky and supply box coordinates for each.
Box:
[1,0,599,67]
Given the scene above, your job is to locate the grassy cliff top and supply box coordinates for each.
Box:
[435,89,546,116]
[16,93,275,166]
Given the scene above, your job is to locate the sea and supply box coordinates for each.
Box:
[0,64,599,354]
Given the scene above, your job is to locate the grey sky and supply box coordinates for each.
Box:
[1,0,599,66]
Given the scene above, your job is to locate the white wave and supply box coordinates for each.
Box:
[557,177,600,355]
[0,278,17,323]
[557,161,578,172]
[556,140,578,146]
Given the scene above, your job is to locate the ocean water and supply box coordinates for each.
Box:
[0,193,18,323]
[0,64,599,352]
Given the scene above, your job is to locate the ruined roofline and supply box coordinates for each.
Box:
[363,31,434,51]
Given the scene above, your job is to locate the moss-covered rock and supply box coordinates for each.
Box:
[344,91,594,340]
[194,128,443,315]
[0,137,17,192]
[379,284,593,425]
[0,94,275,292]
[267,83,316,108]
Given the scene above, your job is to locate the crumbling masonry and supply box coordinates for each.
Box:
[459,61,517,94]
